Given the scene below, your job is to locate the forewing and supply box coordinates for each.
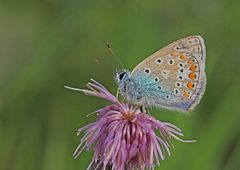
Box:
[131,35,206,111]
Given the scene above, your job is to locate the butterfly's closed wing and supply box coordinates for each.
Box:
[131,35,206,111]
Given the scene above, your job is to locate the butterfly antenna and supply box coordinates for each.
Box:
[106,42,124,69]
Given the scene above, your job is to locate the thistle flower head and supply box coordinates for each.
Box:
[65,79,195,170]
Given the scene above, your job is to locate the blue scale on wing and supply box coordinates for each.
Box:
[131,72,193,111]
[131,73,171,100]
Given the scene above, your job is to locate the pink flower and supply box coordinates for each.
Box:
[65,79,195,170]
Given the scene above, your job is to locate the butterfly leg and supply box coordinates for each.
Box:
[116,88,120,98]
[140,105,150,114]
[145,106,150,114]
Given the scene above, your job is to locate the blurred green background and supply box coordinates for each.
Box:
[1,0,240,170]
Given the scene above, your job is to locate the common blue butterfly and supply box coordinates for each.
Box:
[115,35,206,112]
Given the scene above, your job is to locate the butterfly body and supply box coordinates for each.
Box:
[115,35,206,112]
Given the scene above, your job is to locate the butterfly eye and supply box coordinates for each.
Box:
[118,72,126,80]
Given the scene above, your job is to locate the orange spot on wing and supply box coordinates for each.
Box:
[187,59,193,64]
[188,73,196,80]
[183,91,189,98]
[187,82,194,90]
[179,54,185,60]
[189,65,195,71]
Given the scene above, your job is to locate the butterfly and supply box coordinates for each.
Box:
[115,35,206,112]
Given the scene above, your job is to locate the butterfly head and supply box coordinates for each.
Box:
[115,69,131,84]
